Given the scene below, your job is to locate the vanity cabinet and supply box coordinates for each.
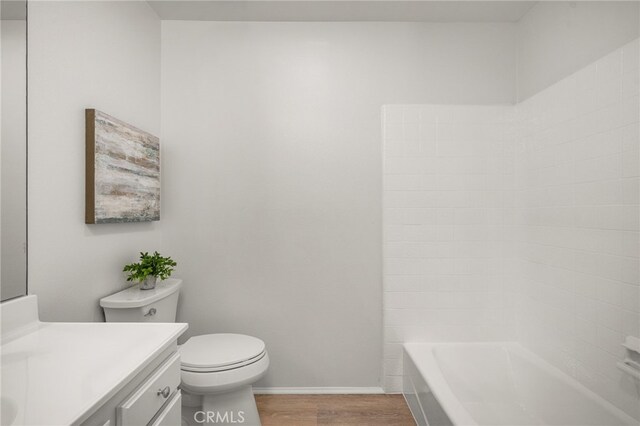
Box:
[1,295,188,426]
[118,353,181,425]
[150,391,182,426]
[80,346,182,426]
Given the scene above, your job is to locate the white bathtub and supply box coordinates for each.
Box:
[403,342,639,426]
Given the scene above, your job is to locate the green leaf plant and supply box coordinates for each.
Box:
[123,251,177,283]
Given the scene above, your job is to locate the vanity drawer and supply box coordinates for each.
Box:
[150,390,181,426]
[117,353,181,425]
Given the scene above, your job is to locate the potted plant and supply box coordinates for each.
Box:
[123,251,177,290]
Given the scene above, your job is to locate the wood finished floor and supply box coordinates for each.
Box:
[255,394,416,426]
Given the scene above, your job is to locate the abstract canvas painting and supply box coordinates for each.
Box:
[85,109,160,223]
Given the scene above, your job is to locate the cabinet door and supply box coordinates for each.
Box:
[149,390,181,426]
[118,353,181,425]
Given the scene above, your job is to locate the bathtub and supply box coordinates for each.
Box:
[403,342,639,426]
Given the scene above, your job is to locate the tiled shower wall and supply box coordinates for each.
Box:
[382,105,517,392]
[382,40,640,418]
[514,38,640,418]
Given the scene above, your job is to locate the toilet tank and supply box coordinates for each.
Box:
[100,278,182,323]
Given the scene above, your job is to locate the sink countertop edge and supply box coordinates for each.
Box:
[1,321,188,426]
[70,322,189,425]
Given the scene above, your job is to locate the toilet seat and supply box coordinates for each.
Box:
[179,333,266,373]
[181,350,267,373]
[179,333,270,395]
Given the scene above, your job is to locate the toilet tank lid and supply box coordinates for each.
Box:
[100,278,182,309]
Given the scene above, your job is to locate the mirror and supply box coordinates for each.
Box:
[1,0,27,301]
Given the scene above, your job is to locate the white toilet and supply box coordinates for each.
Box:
[100,278,268,426]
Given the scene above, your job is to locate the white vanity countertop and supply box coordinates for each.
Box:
[1,319,187,425]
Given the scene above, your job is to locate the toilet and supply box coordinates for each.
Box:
[100,278,268,426]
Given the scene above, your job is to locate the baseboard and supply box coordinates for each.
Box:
[252,387,385,395]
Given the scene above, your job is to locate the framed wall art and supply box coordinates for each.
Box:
[85,109,160,224]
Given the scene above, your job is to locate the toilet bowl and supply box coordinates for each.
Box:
[100,279,268,426]
[179,334,269,425]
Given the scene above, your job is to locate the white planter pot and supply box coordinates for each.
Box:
[140,276,158,290]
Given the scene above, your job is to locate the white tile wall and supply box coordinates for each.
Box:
[514,38,640,419]
[382,104,517,392]
[383,40,640,419]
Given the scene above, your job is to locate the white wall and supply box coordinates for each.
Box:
[517,1,639,101]
[161,21,516,388]
[382,104,517,391]
[1,20,27,300]
[514,39,640,420]
[28,1,161,321]
[383,39,640,414]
